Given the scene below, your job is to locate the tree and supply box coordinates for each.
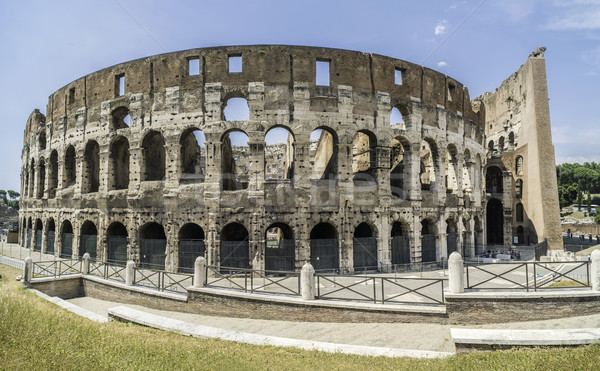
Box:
[588,192,592,213]
[577,182,583,207]
[7,190,19,200]
[0,190,6,204]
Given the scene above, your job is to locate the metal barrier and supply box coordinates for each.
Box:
[88,260,127,283]
[32,260,82,278]
[133,267,192,294]
[206,266,301,296]
[465,260,591,291]
[316,274,446,305]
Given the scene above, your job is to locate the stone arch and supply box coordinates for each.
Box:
[37,156,46,199]
[60,220,74,258]
[80,220,98,260]
[109,136,130,190]
[508,131,515,148]
[486,166,503,193]
[265,126,295,181]
[34,218,43,252]
[445,144,459,194]
[141,130,166,181]
[180,127,206,180]
[39,130,46,150]
[421,218,437,262]
[352,130,377,182]
[46,218,56,254]
[390,136,411,198]
[498,136,505,152]
[390,103,409,129]
[488,140,494,152]
[139,222,166,269]
[516,202,524,222]
[516,225,524,245]
[220,222,250,269]
[64,145,76,187]
[310,222,339,271]
[49,150,58,197]
[221,129,250,191]
[310,127,338,180]
[420,138,438,191]
[178,223,206,273]
[353,222,378,271]
[29,158,35,197]
[516,179,523,198]
[223,96,249,121]
[486,198,504,245]
[265,222,295,271]
[111,106,130,130]
[446,217,458,256]
[107,222,128,265]
[83,141,100,193]
[391,220,411,266]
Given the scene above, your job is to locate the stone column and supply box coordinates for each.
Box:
[193,256,207,288]
[438,217,447,260]
[408,143,422,201]
[456,154,464,198]
[301,262,316,300]
[99,144,110,193]
[448,252,464,293]
[125,260,135,286]
[436,148,448,205]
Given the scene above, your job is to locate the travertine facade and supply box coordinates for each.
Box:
[17,45,559,273]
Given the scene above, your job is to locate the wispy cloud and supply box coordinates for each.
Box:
[543,1,600,30]
[447,1,467,10]
[495,0,536,22]
[582,46,600,75]
[434,20,448,35]
[437,61,448,67]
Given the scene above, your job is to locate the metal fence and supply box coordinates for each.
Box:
[133,267,193,294]
[352,237,378,271]
[465,260,590,291]
[88,260,127,283]
[316,274,446,305]
[205,266,301,296]
[32,260,82,278]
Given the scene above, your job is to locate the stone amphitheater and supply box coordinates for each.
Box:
[18,45,562,274]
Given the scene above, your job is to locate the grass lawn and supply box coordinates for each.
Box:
[1,263,600,370]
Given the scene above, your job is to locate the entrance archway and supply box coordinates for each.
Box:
[265,223,294,271]
[310,223,338,271]
[178,223,205,273]
[486,198,504,245]
[220,223,250,269]
[353,223,377,271]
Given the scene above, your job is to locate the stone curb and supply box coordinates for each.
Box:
[451,327,600,346]
[108,306,454,359]
[30,289,109,323]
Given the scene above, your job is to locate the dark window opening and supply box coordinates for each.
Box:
[69,88,75,104]
[115,74,125,97]
[142,131,166,181]
[110,136,130,190]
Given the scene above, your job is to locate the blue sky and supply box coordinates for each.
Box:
[1,0,599,192]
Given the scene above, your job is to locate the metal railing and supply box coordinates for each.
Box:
[132,267,193,294]
[206,266,301,296]
[88,260,127,283]
[315,274,446,305]
[32,260,82,278]
[465,260,591,291]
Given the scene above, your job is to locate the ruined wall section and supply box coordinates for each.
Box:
[478,51,562,250]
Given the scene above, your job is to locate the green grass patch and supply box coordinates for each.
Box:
[546,280,588,288]
[1,264,600,370]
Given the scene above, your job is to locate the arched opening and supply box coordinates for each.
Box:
[508,132,515,148]
[26,218,32,249]
[391,221,410,266]
[180,128,206,181]
[390,137,409,198]
[516,179,523,198]
[221,130,250,191]
[309,128,337,180]
[109,136,130,190]
[80,221,97,260]
[29,159,35,197]
[310,223,338,271]
[34,219,43,252]
[223,97,249,121]
[142,131,166,181]
[61,220,73,258]
[220,222,250,269]
[111,106,131,130]
[516,202,524,222]
[421,220,436,262]
[485,166,503,193]
[265,223,295,271]
[488,140,494,152]
[49,150,58,198]
[498,137,505,152]
[446,219,457,256]
[516,226,524,245]
[47,219,56,254]
[139,222,166,270]
[265,127,294,181]
[352,130,377,183]
[390,106,406,129]
[353,222,377,271]
[64,146,76,187]
[178,223,205,273]
[83,141,100,193]
[445,145,458,194]
[37,157,46,199]
[515,156,524,175]
[107,222,128,265]
[420,139,437,191]
[24,165,29,200]
[39,131,46,150]
[486,198,504,245]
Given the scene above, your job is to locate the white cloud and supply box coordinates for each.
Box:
[447,1,467,10]
[437,61,447,67]
[496,0,536,22]
[434,20,448,35]
[543,1,600,30]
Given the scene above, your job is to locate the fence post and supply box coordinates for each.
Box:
[24,256,33,284]
[82,253,90,274]
[126,260,135,286]
[591,250,600,291]
[193,257,207,288]
[448,252,464,294]
[301,262,316,300]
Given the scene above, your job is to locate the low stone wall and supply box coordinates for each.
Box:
[30,275,83,299]
[445,291,600,324]
[562,223,600,236]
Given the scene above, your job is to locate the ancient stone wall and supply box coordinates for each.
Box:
[19,45,486,272]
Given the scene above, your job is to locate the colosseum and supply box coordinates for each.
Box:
[18,45,563,273]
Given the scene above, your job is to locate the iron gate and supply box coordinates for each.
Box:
[35,230,42,252]
[47,231,55,254]
[310,239,339,272]
[353,237,378,271]
[391,236,410,265]
[179,239,206,273]
[61,233,73,258]
[265,239,295,271]
[421,234,436,262]
[447,232,457,255]
[80,234,97,260]
[140,239,166,270]
[108,236,128,265]
[220,240,250,269]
